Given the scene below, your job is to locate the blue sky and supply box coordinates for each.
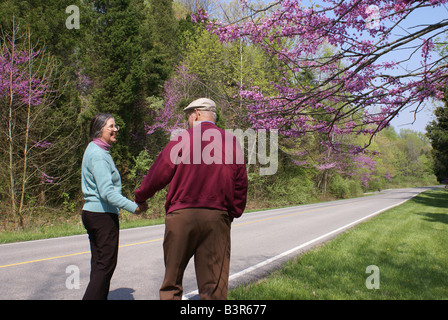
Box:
[254,1,448,133]
[387,4,448,133]
[315,1,448,133]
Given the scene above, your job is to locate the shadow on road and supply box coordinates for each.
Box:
[108,287,135,300]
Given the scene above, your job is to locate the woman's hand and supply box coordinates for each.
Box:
[134,201,148,214]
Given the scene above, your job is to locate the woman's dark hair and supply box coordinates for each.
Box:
[90,113,114,140]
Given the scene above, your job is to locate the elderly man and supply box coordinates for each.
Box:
[135,98,248,300]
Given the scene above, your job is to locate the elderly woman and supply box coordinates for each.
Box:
[81,113,145,300]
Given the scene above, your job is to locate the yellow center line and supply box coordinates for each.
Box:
[0,201,354,269]
[233,210,314,227]
[233,202,347,227]
[0,251,91,269]
[0,237,163,269]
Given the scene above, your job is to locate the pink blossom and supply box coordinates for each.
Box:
[192,0,448,152]
[0,45,48,106]
[143,66,195,135]
[32,140,53,148]
[41,172,59,184]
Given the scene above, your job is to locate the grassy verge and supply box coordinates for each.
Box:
[0,214,165,244]
[229,188,448,300]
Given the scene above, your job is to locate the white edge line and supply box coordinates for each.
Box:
[183,193,421,300]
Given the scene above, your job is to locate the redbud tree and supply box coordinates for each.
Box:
[194,0,448,149]
[0,23,79,227]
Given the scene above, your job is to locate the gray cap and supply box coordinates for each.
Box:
[183,98,216,113]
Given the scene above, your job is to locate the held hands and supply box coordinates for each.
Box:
[134,201,148,215]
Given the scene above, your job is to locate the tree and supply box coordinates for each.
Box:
[0,0,84,65]
[195,0,448,151]
[0,22,80,228]
[140,1,176,98]
[176,0,219,16]
[149,0,178,67]
[426,100,448,182]
[81,0,151,169]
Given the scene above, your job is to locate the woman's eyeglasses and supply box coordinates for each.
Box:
[106,125,120,131]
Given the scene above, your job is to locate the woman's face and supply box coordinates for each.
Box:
[100,118,118,145]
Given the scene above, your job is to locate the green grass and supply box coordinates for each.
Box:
[0,214,165,244]
[229,188,448,300]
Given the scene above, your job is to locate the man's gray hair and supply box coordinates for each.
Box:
[200,109,217,122]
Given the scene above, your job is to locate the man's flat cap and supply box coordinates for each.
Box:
[184,98,217,113]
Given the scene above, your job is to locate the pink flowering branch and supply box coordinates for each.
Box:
[32,140,53,148]
[40,172,59,185]
[144,65,204,135]
[194,0,448,151]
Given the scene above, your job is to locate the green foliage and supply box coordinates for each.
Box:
[128,150,153,189]
[62,192,77,213]
[0,0,84,64]
[245,163,317,208]
[366,127,437,189]
[148,0,178,63]
[84,0,146,118]
[126,150,167,217]
[267,175,316,205]
[426,100,448,182]
[328,175,363,199]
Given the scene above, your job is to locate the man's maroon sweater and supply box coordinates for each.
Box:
[134,122,248,219]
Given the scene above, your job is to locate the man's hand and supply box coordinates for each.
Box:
[134,201,148,214]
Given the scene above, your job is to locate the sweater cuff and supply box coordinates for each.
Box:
[127,202,139,214]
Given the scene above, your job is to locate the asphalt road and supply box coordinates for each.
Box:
[0,187,430,300]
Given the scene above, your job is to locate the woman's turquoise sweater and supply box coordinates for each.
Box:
[81,142,138,214]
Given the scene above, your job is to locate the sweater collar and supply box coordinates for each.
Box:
[93,138,111,151]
